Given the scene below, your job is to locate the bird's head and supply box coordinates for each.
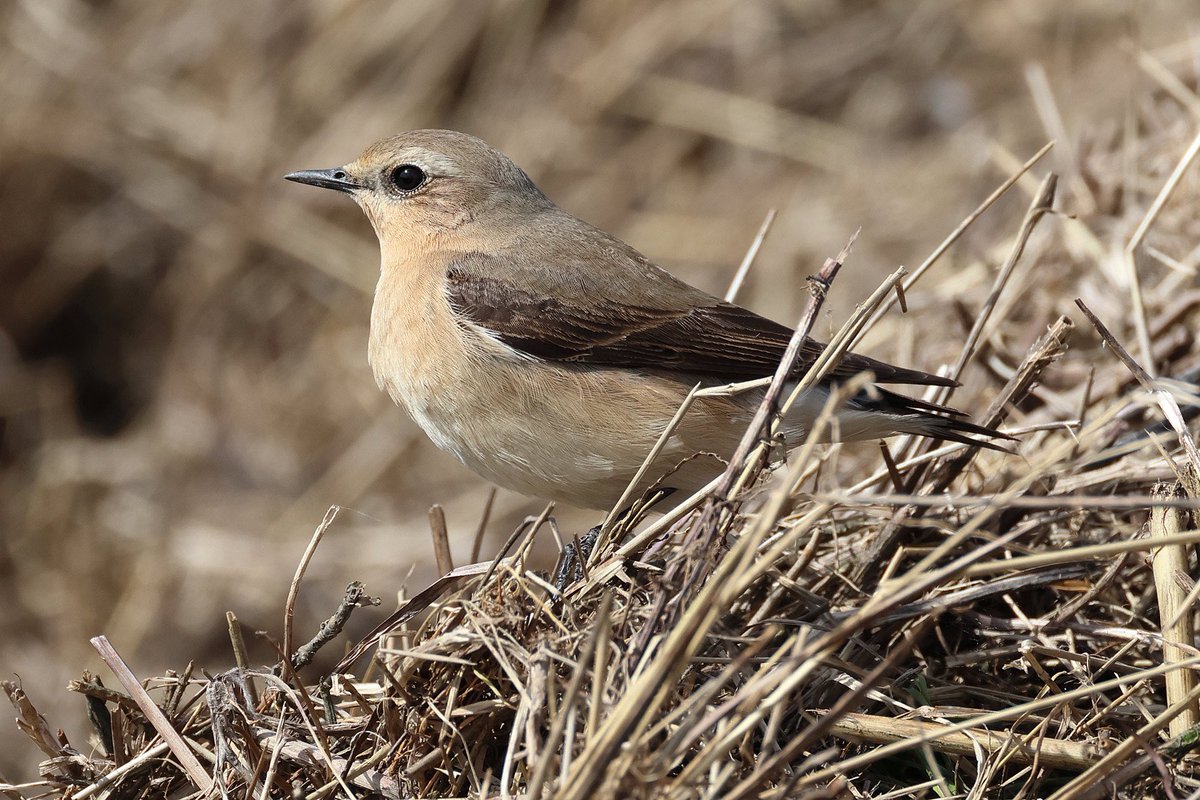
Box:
[285,129,550,246]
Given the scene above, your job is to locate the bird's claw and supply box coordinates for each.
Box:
[553,525,601,593]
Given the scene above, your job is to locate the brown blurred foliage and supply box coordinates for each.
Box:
[0,0,1192,777]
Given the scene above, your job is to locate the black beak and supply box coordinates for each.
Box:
[283,167,360,193]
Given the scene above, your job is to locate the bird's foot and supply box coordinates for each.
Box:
[553,525,600,593]
[550,488,677,594]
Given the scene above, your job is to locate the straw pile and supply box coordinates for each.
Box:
[4,3,1200,799]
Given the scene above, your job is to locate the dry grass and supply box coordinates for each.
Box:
[4,1,1200,797]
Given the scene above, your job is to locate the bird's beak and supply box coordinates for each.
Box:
[283,167,361,193]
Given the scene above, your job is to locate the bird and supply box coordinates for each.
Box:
[285,130,1007,511]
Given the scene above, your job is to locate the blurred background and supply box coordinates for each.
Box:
[1,0,1196,777]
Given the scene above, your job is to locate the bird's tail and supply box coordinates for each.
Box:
[849,386,1014,452]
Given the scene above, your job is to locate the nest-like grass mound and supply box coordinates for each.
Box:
[8,38,1200,800]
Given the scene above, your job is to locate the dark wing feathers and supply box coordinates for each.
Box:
[444,271,678,358]
[446,259,955,388]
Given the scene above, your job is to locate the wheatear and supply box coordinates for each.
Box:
[286,130,1005,510]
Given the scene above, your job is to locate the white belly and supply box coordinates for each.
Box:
[384,349,734,509]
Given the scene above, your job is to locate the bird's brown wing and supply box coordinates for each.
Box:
[444,248,955,387]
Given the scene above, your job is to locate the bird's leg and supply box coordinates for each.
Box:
[552,488,677,592]
[552,525,600,592]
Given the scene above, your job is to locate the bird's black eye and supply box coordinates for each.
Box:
[390,164,427,192]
